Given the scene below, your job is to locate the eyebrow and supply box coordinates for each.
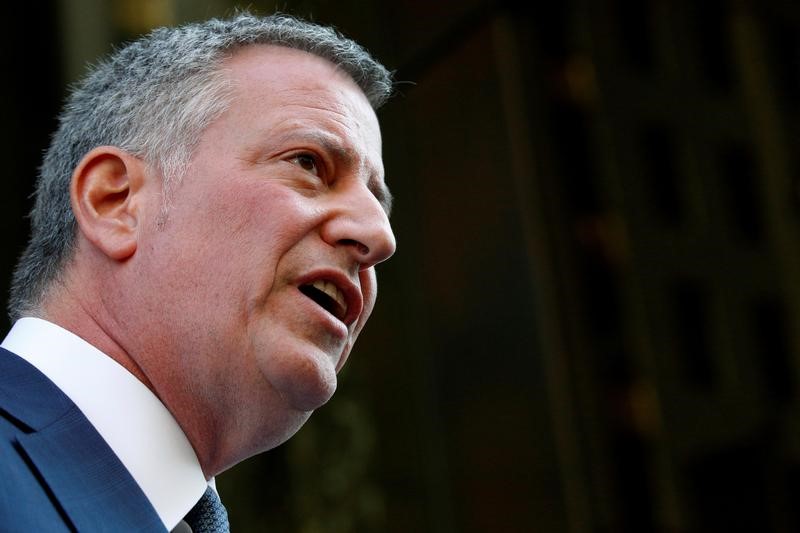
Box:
[276,130,394,216]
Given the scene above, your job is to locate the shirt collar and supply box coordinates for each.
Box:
[1,317,208,530]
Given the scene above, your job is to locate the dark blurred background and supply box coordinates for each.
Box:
[3,0,800,531]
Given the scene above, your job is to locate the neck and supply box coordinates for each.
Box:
[39,296,156,392]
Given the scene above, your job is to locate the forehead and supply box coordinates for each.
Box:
[221,45,383,162]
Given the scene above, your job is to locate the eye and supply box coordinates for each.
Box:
[289,153,321,176]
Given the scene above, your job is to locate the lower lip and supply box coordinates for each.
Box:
[298,290,349,339]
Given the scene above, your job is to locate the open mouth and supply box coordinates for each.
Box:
[299,279,348,322]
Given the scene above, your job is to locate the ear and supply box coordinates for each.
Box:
[70,146,150,260]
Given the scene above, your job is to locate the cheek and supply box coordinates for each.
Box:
[190,184,318,270]
[230,185,322,245]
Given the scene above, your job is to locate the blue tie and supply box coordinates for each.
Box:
[184,486,230,533]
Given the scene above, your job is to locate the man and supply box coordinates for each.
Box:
[0,12,395,532]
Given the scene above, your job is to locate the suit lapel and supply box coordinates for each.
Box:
[1,348,165,531]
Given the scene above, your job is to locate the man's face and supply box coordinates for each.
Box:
[130,45,395,465]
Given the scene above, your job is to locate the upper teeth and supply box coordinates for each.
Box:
[311,279,347,315]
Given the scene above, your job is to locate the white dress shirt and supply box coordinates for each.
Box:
[1,317,209,530]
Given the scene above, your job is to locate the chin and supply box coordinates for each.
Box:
[285,367,338,412]
[257,348,340,412]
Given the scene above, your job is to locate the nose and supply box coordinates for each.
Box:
[322,183,396,270]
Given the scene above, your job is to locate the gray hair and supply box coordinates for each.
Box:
[8,12,393,321]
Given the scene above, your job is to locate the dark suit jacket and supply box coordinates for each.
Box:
[0,347,166,532]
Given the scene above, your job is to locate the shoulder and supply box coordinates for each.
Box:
[0,351,165,531]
